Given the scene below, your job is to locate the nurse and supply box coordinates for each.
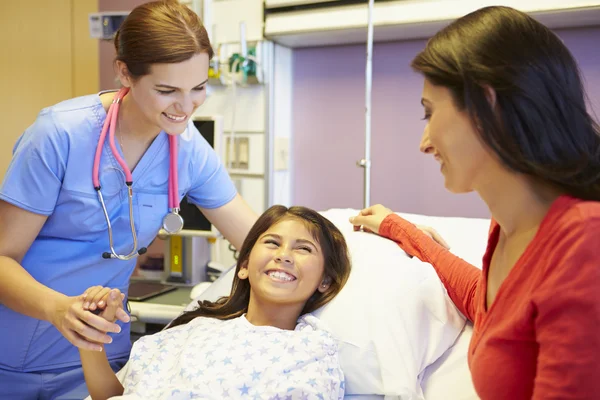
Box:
[0,1,257,398]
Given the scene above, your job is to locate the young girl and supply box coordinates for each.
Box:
[81,205,351,399]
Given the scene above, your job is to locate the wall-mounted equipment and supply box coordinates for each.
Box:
[89,12,129,40]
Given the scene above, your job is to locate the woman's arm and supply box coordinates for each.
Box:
[379,214,481,322]
[0,201,120,350]
[198,193,258,250]
[350,204,482,321]
[0,200,60,321]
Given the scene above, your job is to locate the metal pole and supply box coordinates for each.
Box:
[358,0,375,209]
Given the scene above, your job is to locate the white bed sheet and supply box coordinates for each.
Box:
[421,323,478,400]
[396,212,486,400]
[343,323,478,400]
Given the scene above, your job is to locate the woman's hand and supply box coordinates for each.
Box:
[349,204,396,234]
[50,286,129,352]
[350,204,450,249]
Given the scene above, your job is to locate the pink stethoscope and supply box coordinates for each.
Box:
[93,87,184,260]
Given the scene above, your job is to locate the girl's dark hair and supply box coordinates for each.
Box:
[168,205,351,328]
[411,6,600,200]
[114,0,214,79]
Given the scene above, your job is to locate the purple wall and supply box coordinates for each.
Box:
[292,27,600,217]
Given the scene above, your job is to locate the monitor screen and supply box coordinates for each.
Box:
[179,119,217,232]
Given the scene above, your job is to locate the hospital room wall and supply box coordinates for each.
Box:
[98,0,149,90]
[291,26,600,218]
[0,0,99,179]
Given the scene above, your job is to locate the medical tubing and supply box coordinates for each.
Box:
[169,135,174,208]
[92,99,115,189]
[102,186,145,260]
[93,87,147,260]
[169,135,174,209]
[108,88,133,184]
[97,189,115,259]
[169,135,179,210]
[173,135,179,209]
[126,186,143,257]
[102,186,140,260]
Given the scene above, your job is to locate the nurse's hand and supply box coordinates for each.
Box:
[81,285,126,318]
[83,288,130,326]
[50,288,128,352]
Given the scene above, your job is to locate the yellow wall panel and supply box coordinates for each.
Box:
[73,0,99,97]
[0,0,98,178]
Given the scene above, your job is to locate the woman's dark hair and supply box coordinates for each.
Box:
[114,0,214,79]
[168,205,351,328]
[411,6,600,200]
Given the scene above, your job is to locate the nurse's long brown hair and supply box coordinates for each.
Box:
[168,205,351,329]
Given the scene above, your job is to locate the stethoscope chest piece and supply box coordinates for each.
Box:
[163,211,184,234]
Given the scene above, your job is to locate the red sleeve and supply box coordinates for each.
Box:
[379,214,482,322]
[531,219,600,399]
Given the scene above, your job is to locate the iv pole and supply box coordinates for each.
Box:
[357,0,375,209]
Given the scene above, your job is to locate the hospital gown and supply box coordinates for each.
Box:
[112,314,345,399]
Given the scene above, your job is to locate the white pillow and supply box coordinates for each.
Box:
[393,211,490,269]
[192,209,490,397]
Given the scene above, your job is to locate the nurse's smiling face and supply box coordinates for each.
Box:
[115,52,209,136]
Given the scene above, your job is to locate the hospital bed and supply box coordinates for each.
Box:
[182,208,487,399]
[128,208,487,399]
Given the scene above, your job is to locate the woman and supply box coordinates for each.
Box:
[350,6,600,400]
[80,205,351,399]
[0,1,256,397]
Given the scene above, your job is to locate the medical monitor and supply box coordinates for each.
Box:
[178,115,223,236]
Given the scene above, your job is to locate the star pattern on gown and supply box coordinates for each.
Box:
[120,314,345,399]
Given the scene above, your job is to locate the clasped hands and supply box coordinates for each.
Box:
[50,285,130,352]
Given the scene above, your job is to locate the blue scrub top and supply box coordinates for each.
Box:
[0,93,237,372]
